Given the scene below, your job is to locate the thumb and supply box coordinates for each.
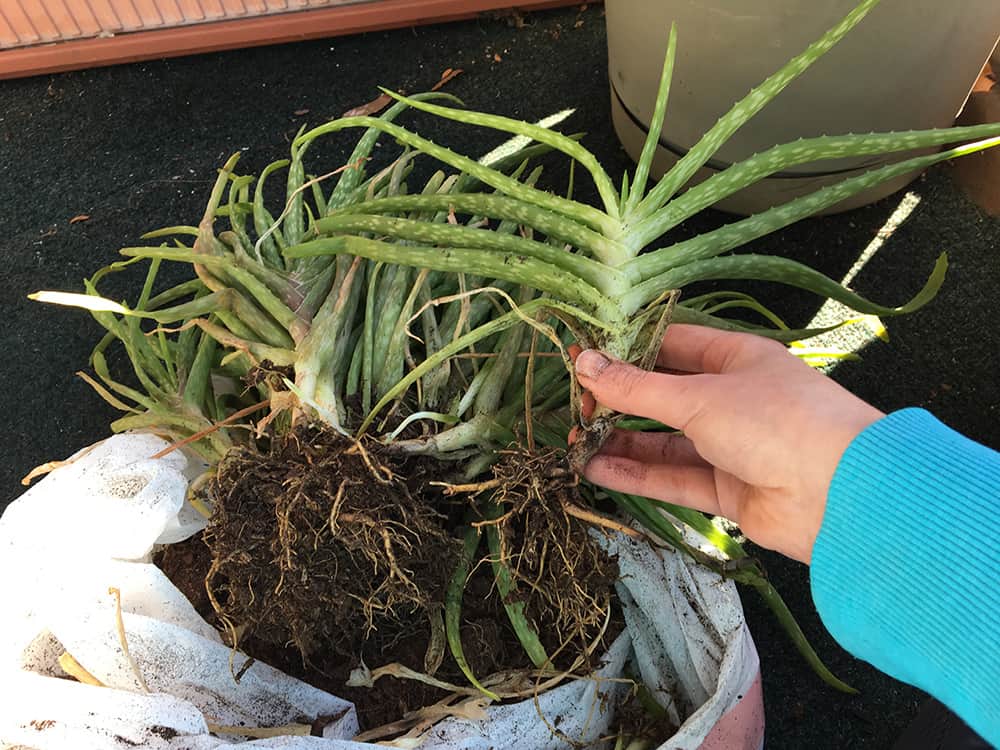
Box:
[574,349,706,431]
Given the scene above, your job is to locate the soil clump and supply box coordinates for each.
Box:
[159,427,626,735]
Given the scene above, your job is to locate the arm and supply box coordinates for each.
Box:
[812,408,1000,745]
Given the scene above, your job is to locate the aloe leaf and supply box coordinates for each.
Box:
[746,573,857,693]
[671,305,841,342]
[296,257,364,411]
[635,0,882,217]
[285,235,617,316]
[633,122,1000,247]
[227,174,255,253]
[284,127,309,248]
[191,317,296,366]
[683,290,790,329]
[110,411,228,462]
[476,110,577,169]
[253,159,290,265]
[627,23,677,212]
[119,246,299,346]
[485,505,550,669]
[183,332,217,408]
[446,526,500,700]
[362,262,383,414]
[628,252,946,318]
[612,492,856,693]
[337,192,627,264]
[360,297,608,434]
[313,213,627,296]
[381,89,621,219]
[474,288,533,417]
[91,348,157,411]
[294,116,618,236]
[371,265,412,390]
[142,225,199,239]
[628,137,1000,284]
[317,92,462,210]
[376,268,427,397]
[147,279,205,310]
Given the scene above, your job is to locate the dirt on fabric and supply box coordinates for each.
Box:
[158,426,625,735]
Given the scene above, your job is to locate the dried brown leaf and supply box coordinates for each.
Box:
[342,93,392,118]
[431,67,463,91]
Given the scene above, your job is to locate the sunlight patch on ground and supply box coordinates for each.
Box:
[804,191,922,366]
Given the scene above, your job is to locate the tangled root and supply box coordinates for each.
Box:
[476,447,619,669]
[203,426,460,659]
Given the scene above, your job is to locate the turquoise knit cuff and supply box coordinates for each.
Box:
[811,408,1000,746]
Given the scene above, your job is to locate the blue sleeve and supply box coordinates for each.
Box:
[810,408,1000,746]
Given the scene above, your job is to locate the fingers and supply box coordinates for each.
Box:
[656,324,785,374]
[598,429,708,468]
[583,454,722,517]
[575,349,708,431]
[568,344,596,418]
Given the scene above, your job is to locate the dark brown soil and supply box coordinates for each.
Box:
[160,533,570,732]
[158,429,625,737]
[202,427,461,659]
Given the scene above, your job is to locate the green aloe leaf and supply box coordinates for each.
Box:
[294,116,618,236]
[285,235,617,316]
[634,0,882,216]
[312,213,627,296]
[445,526,500,700]
[338,192,627,264]
[627,23,677,212]
[628,137,1000,286]
[359,297,608,434]
[485,503,550,669]
[380,89,621,219]
[632,122,1000,248]
[627,252,946,318]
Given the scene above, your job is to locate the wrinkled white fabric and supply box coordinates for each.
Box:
[0,435,761,750]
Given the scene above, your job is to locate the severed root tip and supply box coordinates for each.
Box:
[566,415,617,475]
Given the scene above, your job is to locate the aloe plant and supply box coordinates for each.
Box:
[32,0,1000,701]
[283,0,998,465]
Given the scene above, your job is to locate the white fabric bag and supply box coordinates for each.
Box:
[0,435,764,750]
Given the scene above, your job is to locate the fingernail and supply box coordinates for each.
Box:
[575,349,611,380]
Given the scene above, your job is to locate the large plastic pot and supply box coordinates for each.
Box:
[606,0,1000,214]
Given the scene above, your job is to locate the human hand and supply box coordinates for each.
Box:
[573,324,884,563]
